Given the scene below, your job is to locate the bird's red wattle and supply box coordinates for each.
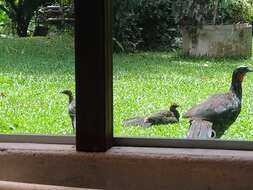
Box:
[238,74,244,82]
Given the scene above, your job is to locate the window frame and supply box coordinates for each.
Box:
[75,0,253,152]
[0,134,75,144]
[75,0,113,151]
[0,0,252,151]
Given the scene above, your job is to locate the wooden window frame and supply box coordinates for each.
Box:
[75,0,113,151]
[0,0,251,151]
[74,0,253,151]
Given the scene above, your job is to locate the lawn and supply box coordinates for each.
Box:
[0,35,75,135]
[1,36,252,139]
[113,52,253,140]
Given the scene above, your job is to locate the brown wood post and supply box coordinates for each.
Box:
[75,0,113,151]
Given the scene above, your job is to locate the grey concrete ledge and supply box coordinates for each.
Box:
[0,180,95,190]
[1,143,253,162]
[0,143,253,190]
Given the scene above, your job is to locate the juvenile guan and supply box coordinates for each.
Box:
[61,90,76,129]
[123,103,180,127]
[183,65,252,139]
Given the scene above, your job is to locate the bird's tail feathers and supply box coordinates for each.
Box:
[187,120,216,139]
[122,117,152,127]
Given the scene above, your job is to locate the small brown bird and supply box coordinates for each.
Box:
[61,90,76,129]
[123,103,180,127]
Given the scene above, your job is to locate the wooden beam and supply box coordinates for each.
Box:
[75,0,113,151]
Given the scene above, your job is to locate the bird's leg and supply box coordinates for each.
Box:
[71,116,76,134]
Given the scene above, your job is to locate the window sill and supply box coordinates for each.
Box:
[0,180,95,190]
[0,143,252,189]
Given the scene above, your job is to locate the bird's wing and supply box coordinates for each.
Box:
[187,120,215,139]
[183,92,240,120]
[148,110,172,118]
[145,110,174,124]
[69,99,76,115]
[160,116,178,124]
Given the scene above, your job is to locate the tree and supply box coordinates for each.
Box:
[0,0,54,37]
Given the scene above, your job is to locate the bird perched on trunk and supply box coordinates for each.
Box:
[183,65,252,139]
[61,90,76,129]
[123,103,180,127]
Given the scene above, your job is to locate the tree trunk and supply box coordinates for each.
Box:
[17,24,28,37]
[212,0,219,25]
[16,17,29,37]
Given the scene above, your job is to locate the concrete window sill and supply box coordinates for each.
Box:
[0,180,96,190]
[0,143,252,189]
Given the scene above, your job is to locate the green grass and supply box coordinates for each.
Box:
[1,36,252,139]
[113,52,253,140]
[0,35,75,135]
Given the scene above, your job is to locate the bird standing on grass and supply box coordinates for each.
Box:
[61,90,76,129]
[123,103,180,127]
[183,65,252,139]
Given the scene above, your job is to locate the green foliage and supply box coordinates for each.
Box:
[0,0,42,36]
[113,0,253,52]
[56,0,73,6]
[112,0,179,52]
[0,10,6,21]
[0,0,56,37]
[0,10,12,35]
[218,0,253,24]
[173,0,253,34]
[113,52,253,140]
[136,0,179,51]
[112,0,142,52]
[173,0,214,34]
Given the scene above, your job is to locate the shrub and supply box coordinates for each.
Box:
[218,0,253,24]
[113,0,253,52]
[136,0,179,51]
[112,0,179,52]
[112,0,142,52]
[173,0,253,34]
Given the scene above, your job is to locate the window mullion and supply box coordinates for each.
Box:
[75,0,113,152]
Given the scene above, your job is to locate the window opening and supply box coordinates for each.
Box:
[0,0,75,137]
[113,0,253,143]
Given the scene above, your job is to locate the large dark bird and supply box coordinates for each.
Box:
[61,90,76,129]
[183,65,252,139]
[123,103,180,127]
